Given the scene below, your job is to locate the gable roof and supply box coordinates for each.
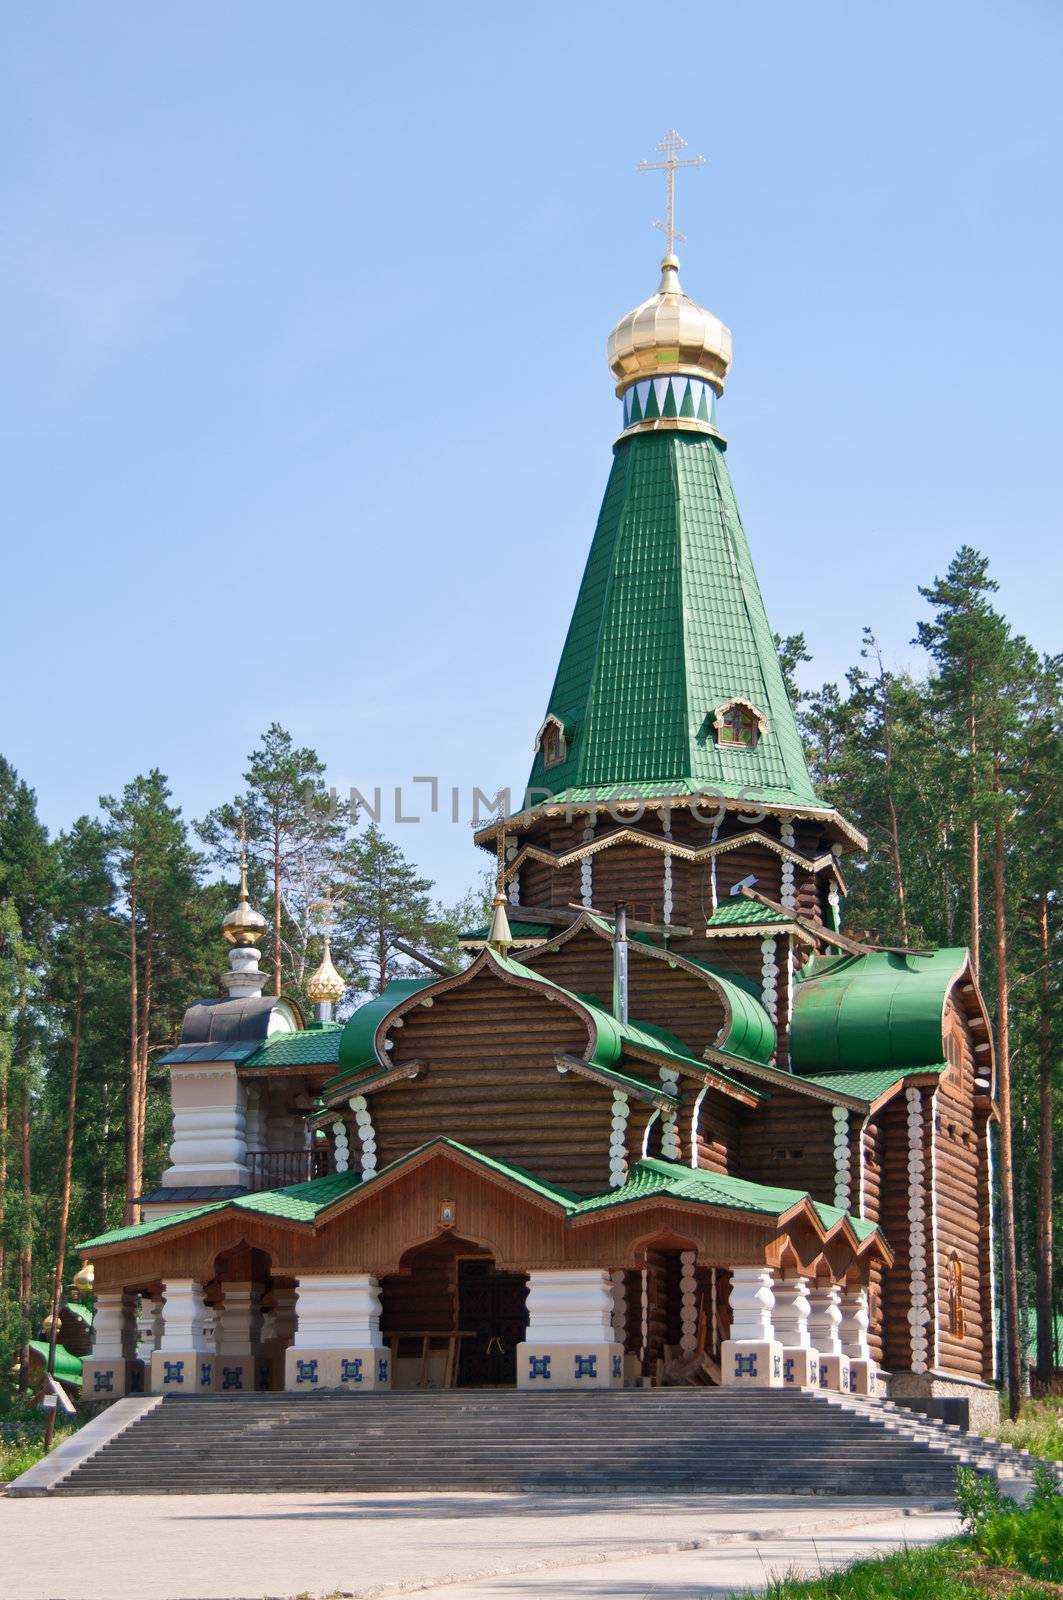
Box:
[80,1142,889,1263]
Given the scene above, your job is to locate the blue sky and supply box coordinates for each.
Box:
[2,1,1060,902]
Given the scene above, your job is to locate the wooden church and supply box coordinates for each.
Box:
[78,148,999,1422]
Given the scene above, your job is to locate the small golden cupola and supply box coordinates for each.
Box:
[307,887,346,1023]
[607,130,732,435]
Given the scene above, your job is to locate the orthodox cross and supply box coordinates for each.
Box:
[495,815,507,900]
[637,129,705,257]
[237,813,250,900]
[311,884,343,933]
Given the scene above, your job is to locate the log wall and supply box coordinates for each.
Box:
[382,969,614,1194]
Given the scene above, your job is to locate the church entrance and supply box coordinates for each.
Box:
[380,1235,528,1388]
[456,1258,528,1387]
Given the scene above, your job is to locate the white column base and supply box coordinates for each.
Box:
[516,1341,623,1389]
[284,1347,391,1391]
[817,1352,852,1392]
[846,1357,877,1395]
[780,1347,821,1388]
[82,1359,143,1400]
[721,1340,784,1387]
[150,1349,215,1393]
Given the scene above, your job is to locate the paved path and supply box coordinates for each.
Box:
[0,1491,959,1600]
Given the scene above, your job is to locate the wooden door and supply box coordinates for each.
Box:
[457,1259,528,1386]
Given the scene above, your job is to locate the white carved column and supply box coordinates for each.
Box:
[150,1279,215,1393]
[721,1266,783,1387]
[906,1085,930,1374]
[518,1269,622,1389]
[773,1274,819,1388]
[136,1293,164,1365]
[808,1281,850,1391]
[163,1066,250,1191]
[83,1289,140,1402]
[840,1284,877,1394]
[608,1093,629,1188]
[284,1274,389,1392]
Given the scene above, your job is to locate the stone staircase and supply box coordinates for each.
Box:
[14,1388,1013,1497]
[815,1390,1063,1492]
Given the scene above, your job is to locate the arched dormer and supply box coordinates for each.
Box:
[535,714,569,769]
[712,697,767,751]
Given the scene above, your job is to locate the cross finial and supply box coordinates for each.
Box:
[237,813,249,901]
[637,129,705,261]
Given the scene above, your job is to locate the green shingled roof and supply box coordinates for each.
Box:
[79,1142,883,1256]
[705,899,793,929]
[792,948,967,1072]
[241,1025,343,1069]
[78,1170,361,1250]
[797,1064,945,1104]
[526,430,820,808]
[573,1157,812,1219]
[459,922,553,945]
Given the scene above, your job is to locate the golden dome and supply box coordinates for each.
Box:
[307,938,345,1004]
[607,255,732,398]
[222,855,267,947]
[72,1262,94,1299]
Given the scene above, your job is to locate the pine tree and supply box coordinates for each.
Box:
[199,724,342,998]
[336,823,440,994]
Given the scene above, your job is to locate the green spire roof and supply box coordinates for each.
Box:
[527,430,819,809]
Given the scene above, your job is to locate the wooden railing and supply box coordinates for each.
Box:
[246,1149,331,1192]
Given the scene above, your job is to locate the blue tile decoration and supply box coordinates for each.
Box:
[296,1358,319,1385]
[199,1361,212,1389]
[819,1363,829,1387]
[222,1366,242,1390]
[527,1354,551,1380]
[809,1360,818,1384]
[734,1352,757,1379]
[341,1357,363,1384]
[783,1357,794,1384]
[773,1353,782,1380]
[377,1357,389,1384]
[93,1370,114,1394]
[612,1353,622,1380]
[574,1353,598,1380]
[163,1359,185,1385]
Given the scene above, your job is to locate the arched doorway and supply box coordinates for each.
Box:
[380,1234,528,1388]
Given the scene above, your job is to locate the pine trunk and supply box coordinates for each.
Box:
[44,970,83,1452]
[124,857,140,1226]
[1035,892,1056,1382]
[273,819,283,996]
[18,1066,32,1391]
[993,800,1022,1418]
[134,908,155,1205]
[968,687,980,981]
[0,1045,7,1297]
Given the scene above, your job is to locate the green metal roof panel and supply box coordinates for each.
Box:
[337,978,436,1075]
[792,948,967,1071]
[28,1340,83,1385]
[526,432,820,807]
[159,1042,259,1066]
[241,1025,344,1069]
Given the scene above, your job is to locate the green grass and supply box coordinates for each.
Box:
[724,1471,1063,1600]
[992,1399,1063,1465]
[730,1542,1063,1600]
[0,1403,78,1484]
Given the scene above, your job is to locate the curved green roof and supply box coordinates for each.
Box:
[792,948,968,1072]
[337,978,436,1075]
[28,1340,83,1385]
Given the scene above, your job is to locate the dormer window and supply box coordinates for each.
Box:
[536,714,568,769]
[713,697,766,751]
